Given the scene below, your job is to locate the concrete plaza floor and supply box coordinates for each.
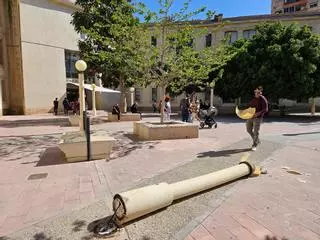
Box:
[0,114,319,239]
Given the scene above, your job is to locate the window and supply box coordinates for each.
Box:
[284,0,297,3]
[65,50,79,79]
[310,2,318,8]
[205,33,212,47]
[243,30,256,40]
[135,88,141,103]
[151,36,157,46]
[151,88,157,101]
[225,31,238,44]
[284,6,295,13]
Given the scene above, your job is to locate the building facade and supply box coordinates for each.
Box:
[272,0,320,14]
[0,0,80,115]
[137,12,320,111]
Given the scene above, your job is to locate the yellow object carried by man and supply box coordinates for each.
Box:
[235,106,256,120]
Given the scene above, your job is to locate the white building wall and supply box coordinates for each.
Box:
[19,0,79,113]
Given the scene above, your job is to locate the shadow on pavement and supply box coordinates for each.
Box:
[0,135,59,162]
[216,115,320,124]
[0,236,11,240]
[36,147,66,167]
[33,232,53,240]
[72,220,87,232]
[197,148,251,158]
[282,131,320,136]
[265,236,289,240]
[109,131,160,161]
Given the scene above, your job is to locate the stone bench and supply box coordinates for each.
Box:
[133,121,199,141]
[107,112,141,122]
[58,131,115,162]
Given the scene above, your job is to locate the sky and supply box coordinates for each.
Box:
[139,0,272,19]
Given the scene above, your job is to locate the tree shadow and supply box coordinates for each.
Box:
[72,220,87,232]
[33,232,54,240]
[282,131,320,137]
[197,148,251,158]
[108,131,160,161]
[0,236,11,240]
[265,236,289,240]
[0,135,59,162]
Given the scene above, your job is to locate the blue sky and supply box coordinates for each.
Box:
[139,0,271,18]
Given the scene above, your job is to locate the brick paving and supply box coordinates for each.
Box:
[185,138,320,240]
[0,114,319,239]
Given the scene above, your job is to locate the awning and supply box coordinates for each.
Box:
[67,82,120,93]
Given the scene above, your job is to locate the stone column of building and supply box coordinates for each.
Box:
[5,0,25,114]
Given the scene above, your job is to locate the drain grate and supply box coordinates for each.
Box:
[27,173,48,180]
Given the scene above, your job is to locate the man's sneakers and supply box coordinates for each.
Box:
[251,140,261,151]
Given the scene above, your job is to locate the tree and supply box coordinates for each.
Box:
[71,0,150,112]
[139,0,226,122]
[215,22,320,112]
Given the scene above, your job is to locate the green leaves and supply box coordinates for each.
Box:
[71,0,150,89]
[215,22,320,102]
[141,0,223,96]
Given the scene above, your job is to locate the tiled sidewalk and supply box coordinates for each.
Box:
[185,142,320,240]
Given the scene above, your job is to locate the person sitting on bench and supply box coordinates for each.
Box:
[112,104,120,121]
[131,102,142,119]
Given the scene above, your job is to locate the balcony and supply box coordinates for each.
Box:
[283,0,308,8]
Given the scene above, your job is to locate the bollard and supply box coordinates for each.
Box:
[83,110,87,132]
[85,114,91,161]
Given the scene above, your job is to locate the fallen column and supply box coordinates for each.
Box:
[112,161,255,225]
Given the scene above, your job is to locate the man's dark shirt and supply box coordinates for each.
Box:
[249,95,268,118]
[112,105,120,114]
[53,100,58,109]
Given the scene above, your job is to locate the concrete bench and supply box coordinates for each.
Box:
[107,112,141,122]
[58,132,115,162]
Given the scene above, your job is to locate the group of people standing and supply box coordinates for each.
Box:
[53,97,82,116]
[180,96,209,123]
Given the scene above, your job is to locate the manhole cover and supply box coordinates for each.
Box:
[27,173,48,180]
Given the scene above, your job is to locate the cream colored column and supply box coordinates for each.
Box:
[113,162,254,224]
[79,72,85,130]
[0,65,3,116]
[75,60,87,131]
[92,84,96,116]
[311,97,316,115]
[129,87,135,107]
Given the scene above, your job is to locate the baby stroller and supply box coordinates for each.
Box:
[199,106,218,129]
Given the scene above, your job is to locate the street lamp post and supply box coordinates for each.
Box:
[75,60,87,131]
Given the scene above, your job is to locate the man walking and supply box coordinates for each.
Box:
[53,98,59,116]
[247,86,268,151]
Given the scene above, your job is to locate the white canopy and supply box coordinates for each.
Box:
[67,82,120,93]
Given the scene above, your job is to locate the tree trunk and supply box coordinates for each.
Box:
[311,97,316,115]
[160,86,165,124]
[119,76,126,113]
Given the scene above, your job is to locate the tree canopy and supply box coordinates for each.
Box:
[71,0,150,111]
[139,0,227,96]
[215,22,320,103]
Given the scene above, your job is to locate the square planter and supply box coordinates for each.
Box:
[133,121,199,141]
[68,115,80,126]
[58,131,115,162]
